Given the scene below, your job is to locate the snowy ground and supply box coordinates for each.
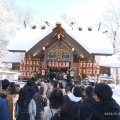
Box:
[108,84,120,105]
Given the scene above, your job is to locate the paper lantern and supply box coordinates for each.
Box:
[37,61,39,65]
[86,63,89,67]
[86,69,89,74]
[59,62,61,67]
[79,69,83,74]
[62,62,65,67]
[89,69,92,75]
[27,61,29,65]
[96,69,99,74]
[33,61,36,65]
[93,69,95,75]
[82,63,86,68]
[70,71,74,76]
[42,69,45,75]
[36,67,39,71]
[83,69,86,74]
[90,63,93,67]
[33,67,35,71]
[30,61,32,65]
[52,61,55,67]
[66,62,69,67]
[30,67,32,71]
[96,63,99,69]
[92,63,95,68]
[56,62,58,67]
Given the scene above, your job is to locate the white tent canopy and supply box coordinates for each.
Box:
[99,55,120,68]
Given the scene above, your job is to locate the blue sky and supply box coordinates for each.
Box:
[14,0,111,27]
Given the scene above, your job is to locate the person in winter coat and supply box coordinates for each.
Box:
[15,86,36,120]
[44,88,64,120]
[57,81,66,95]
[24,79,38,98]
[66,71,71,85]
[90,83,120,120]
[28,78,39,92]
[0,80,7,99]
[64,86,83,103]
[80,85,96,120]
[51,101,80,120]
[11,84,20,120]
[46,82,53,98]
[2,79,13,120]
[0,97,9,120]
[33,84,49,120]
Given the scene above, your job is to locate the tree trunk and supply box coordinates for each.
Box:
[116,68,119,84]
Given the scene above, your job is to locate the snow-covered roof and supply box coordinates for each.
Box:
[7,22,113,55]
[3,52,25,63]
[66,30,113,55]
[7,28,52,52]
[99,55,120,68]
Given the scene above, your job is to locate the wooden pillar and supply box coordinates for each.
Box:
[71,52,74,68]
[44,50,47,68]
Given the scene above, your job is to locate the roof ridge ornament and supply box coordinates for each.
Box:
[52,31,65,40]
[88,26,92,31]
[56,22,61,26]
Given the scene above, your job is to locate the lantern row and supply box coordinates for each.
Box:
[79,69,99,75]
[48,61,70,67]
[79,62,99,68]
[20,66,39,72]
[20,60,40,65]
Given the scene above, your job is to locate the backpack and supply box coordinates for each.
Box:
[40,97,48,111]
[33,93,48,112]
[16,101,30,120]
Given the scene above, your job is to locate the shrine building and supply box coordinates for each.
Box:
[3,21,113,80]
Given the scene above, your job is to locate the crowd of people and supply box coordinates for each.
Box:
[0,77,120,120]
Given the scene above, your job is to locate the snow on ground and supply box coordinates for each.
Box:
[108,84,120,105]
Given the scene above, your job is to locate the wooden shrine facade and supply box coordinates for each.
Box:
[9,22,112,80]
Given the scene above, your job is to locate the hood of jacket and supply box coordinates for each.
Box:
[51,113,77,120]
[67,93,82,102]
[0,93,7,99]
[91,98,120,120]
[40,84,48,95]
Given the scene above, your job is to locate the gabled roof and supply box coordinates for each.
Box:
[7,22,113,55]
[7,28,52,52]
[66,30,113,55]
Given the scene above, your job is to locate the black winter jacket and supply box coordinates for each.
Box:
[80,97,96,120]
[90,98,120,120]
[51,113,78,120]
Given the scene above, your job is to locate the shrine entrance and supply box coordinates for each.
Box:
[47,61,71,72]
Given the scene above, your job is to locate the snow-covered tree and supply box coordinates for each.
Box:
[98,1,120,84]
[60,14,80,29]
[0,0,17,42]
[15,6,37,28]
[0,0,17,59]
[98,1,120,55]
